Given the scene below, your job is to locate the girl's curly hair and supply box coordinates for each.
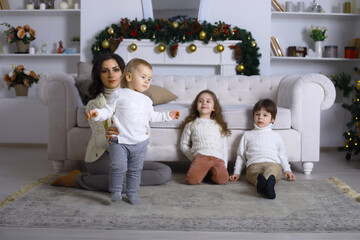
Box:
[179,90,231,137]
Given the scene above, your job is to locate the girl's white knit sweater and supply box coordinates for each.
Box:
[180,118,228,167]
[233,123,291,176]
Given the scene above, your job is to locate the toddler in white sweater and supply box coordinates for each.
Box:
[229,99,296,199]
[87,58,179,204]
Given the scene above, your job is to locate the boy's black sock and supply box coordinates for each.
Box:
[256,174,266,195]
[265,175,276,199]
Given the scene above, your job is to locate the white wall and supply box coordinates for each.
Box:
[80,0,145,62]
[198,0,270,75]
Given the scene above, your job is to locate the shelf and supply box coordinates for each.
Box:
[270,56,360,61]
[0,9,80,16]
[271,11,360,19]
[0,54,80,57]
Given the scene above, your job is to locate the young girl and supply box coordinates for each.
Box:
[229,99,296,199]
[179,90,231,185]
[87,58,179,204]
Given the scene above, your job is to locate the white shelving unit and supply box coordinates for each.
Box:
[270,1,360,76]
[0,7,80,97]
[0,2,80,144]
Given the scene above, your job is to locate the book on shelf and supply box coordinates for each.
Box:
[271,0,285,12]
[270,36,285,57]
[0,0,10,9]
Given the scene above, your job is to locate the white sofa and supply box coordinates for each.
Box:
[37,72,335,175]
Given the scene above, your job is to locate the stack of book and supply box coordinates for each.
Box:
[272,0,285,12]
[270,36,285,57]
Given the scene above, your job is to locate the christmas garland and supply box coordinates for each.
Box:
[91,18,261,75]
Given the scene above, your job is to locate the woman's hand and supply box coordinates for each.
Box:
[86,110,98,120]
[106,126,119,143]
[170,110,180,119]
[229,174,240,181]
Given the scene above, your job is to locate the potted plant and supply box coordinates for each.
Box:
[3,64,40,96]
[309,25,327,57]
[1,22,36,53]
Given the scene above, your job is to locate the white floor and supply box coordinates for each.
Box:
[0,145,360,239]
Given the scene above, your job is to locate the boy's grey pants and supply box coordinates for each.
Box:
[109,138,148,197]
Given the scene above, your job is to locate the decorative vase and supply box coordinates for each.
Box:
[16,41,30,53]
[14,84,29,97]
[314,41,323,58]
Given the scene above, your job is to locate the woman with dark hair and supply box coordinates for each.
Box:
[51,53,172,191]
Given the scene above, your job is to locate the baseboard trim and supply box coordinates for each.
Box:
[320,147,339,151]
[0,143,47,148]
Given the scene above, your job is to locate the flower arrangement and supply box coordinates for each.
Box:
[3,65,40,89]
[1,22,36,44]
[309,25,327,42]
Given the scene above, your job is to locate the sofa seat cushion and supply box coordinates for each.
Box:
[76,103,291,130]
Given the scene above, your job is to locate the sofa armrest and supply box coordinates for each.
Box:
[36,73,82,167]
[277,73,335,131]
[277,73,336,169]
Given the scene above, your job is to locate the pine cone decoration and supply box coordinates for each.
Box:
[169,44,178,57]
[109,40,120,53]
[234,46,243,60]
[120,24,129,36]
[191,22,202,33]
[213,27,220,37]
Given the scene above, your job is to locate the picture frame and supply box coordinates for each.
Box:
[0,0,10,9]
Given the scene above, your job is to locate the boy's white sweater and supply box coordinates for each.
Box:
[233,124,291,176]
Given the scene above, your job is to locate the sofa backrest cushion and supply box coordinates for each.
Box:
[151,75,284,105]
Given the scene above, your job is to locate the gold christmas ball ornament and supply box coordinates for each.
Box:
[107,27,114,35]
[129,43,138,51]
[237,63,245,73]
[251,41,257,47]
[140,24,147,33]
[182,35,186,40]
[152,34,156,39]
[216,43,224,52]
[199,30,207,40]
[356,80,360,90]
[157,44,165,52]
[172,21,179,28]
[101,40,110,49]
[188,44,197,52]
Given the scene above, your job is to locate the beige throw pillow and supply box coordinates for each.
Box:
[143,85,178,105]
[75,62,93,104]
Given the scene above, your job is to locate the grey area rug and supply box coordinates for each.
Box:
[1,173,360,233]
